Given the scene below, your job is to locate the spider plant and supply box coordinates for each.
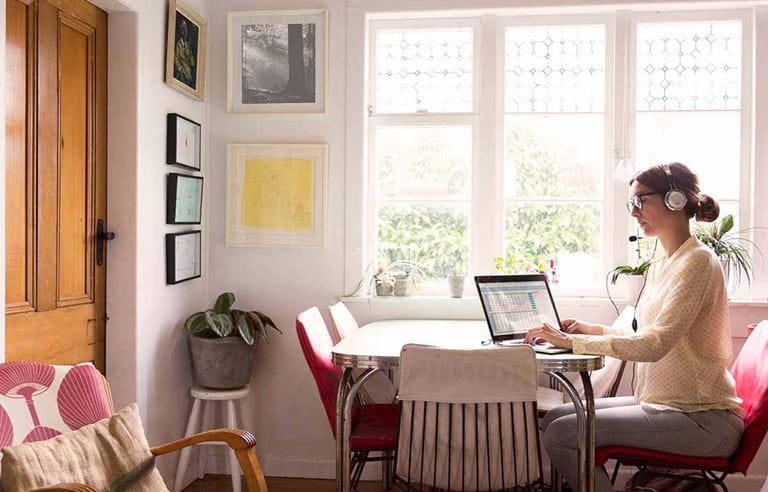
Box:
[694,214,762,286]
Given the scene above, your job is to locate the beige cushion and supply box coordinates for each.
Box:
[0,403,167,491]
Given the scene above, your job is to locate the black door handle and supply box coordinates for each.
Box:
[96,219,116,266]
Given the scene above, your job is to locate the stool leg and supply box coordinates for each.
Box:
[227,400,242,492]
[197,400,208,479]
[174,398,202,492]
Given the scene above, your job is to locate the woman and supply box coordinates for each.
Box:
[525,162,744,491]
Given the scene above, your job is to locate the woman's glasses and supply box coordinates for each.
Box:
[626,192,662,213]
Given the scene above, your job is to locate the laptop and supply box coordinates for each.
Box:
[475,274,571,354]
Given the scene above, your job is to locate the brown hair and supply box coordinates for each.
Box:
[629,162,720,222]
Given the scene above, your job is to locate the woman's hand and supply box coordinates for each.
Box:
[560,318,604,336]
[524,323,574,349]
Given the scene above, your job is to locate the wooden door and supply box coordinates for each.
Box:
[5,0,107,371]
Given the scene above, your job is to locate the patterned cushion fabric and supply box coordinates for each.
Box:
[0,403,167,491]
[0,362,112,447]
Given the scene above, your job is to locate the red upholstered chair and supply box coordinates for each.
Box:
[596,320,768,491]
[296,307,398,489]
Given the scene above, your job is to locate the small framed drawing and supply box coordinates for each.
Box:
[226,143,327,247]
[167,113,201,171]
[166,231,201,284]
[167,173,203,225]
[227,9,327,114]
[165,0,207,100]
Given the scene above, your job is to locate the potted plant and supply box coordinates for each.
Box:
[694,214,763,293]
[387,260,429,297]
[184,292,280,389]
[609,237,653,301]
[372,266,395,296]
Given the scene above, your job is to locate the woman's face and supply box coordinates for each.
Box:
[629,181,670,237]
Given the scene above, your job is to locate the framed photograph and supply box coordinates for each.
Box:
[226,143,327,247]
[227,9,327,114]
[167,113,202,171]
[167,173,203,225]
[165,0,207,100]
[166,231,201,284]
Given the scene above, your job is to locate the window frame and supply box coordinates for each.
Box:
[347,5,757,300]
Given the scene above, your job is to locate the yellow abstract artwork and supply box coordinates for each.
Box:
[241,158,314,231]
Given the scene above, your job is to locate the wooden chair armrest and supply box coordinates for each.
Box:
[151,428,268,492]
[150,428,257,455]
[32,484,97,492]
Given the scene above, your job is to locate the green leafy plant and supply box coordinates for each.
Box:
[609,260,652,285]
[184,292,281,345]
[694,214,762,286]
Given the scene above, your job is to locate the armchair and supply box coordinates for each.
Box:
[0,361,267,492]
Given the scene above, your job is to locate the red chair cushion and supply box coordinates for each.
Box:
[730,320,768,473]
[350,403,399,450]
[595,445,729,469]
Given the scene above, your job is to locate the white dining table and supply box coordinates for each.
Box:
[332,319,604,492]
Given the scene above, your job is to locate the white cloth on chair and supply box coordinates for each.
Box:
[396,344,542,491]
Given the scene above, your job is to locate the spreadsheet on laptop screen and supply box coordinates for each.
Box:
[478,280,560,337]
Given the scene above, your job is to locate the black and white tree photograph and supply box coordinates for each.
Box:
[242,23,316,104]
[228,10,326,114]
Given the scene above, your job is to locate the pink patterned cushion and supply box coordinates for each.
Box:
[0,362,112,447]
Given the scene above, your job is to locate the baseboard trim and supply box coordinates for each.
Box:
[200,455,766,491]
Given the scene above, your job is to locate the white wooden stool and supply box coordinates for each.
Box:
[174,385,250,492]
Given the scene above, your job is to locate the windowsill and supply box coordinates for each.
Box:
[340,295,768,307]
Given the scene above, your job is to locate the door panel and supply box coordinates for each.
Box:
[58,16,94,306]
[5,0,107,371]
[5,0,36,315]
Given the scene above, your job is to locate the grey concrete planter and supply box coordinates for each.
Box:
[188,336,256,389]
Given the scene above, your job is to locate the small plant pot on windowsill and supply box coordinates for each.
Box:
[448,275,465,298]
[623,274,645,302]
[375,282,394,296]
[393,273,412,297]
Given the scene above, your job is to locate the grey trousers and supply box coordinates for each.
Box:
[542,396,744,492]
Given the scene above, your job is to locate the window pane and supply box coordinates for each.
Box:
[636,21,741,111]
[505,115,603,198]
[504,202,601,285]
[376,28,473,113]
[635,111,740,200]
[376,126,471,199]
[505,25,605,113]
[378,203,469,281]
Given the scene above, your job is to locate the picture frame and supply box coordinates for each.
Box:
[167,173,204,225]
[167,113,202,171]
[165,0,207,101]
[227,9,327,114]
[226,143,327,247]
[166,231,202,284]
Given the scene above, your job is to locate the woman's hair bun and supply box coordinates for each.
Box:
[695,194,720,222]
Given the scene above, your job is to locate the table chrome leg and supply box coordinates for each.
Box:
[546,371,587,492]
[580,371,597,492]
[343,368,381,492]
[337,368,353,492]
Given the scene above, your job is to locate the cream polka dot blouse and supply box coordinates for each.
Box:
[572,236,743,414]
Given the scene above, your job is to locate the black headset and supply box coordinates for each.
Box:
[662,164,688,212]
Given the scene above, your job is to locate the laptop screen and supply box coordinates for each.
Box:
[475,274,562,340]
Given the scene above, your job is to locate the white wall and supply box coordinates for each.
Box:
[129,0,211,484]
[205,0,349,478]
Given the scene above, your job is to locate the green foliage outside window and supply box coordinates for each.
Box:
[376,124,602,283]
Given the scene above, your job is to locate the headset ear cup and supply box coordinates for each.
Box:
[665,189,687,211]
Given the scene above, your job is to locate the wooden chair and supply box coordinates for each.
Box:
[0,361,267,492]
